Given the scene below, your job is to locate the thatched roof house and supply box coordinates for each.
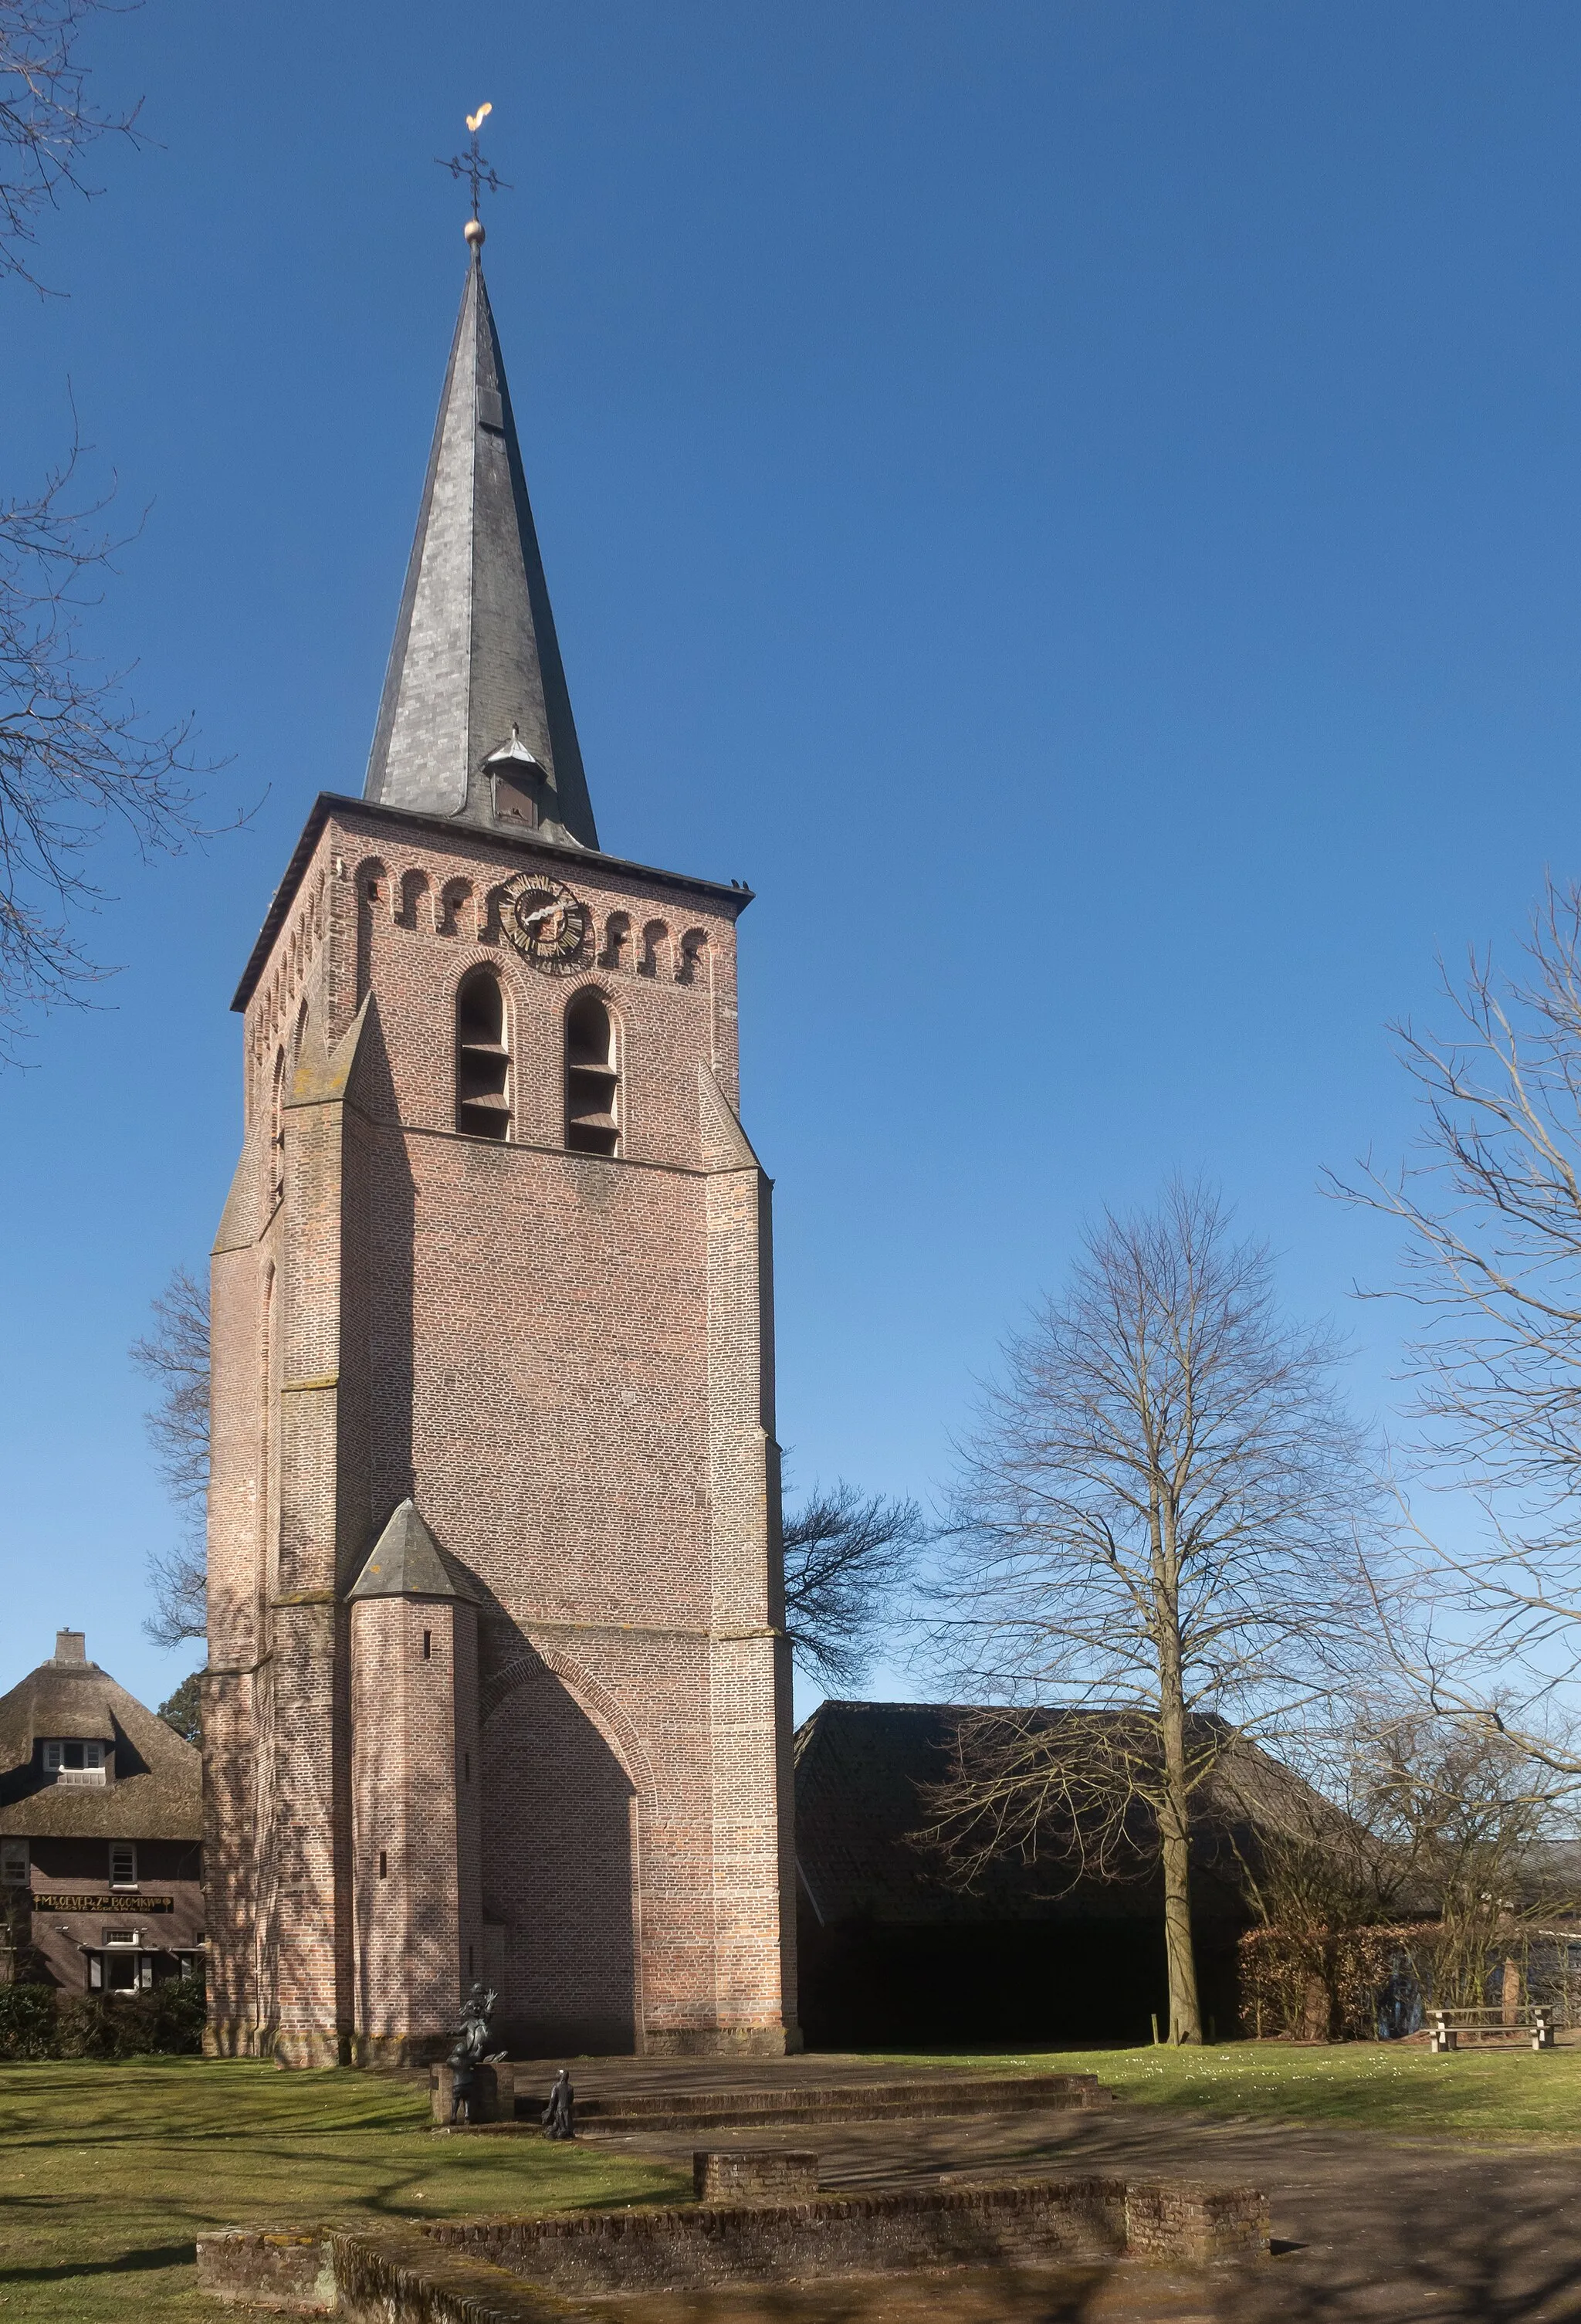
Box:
[0,1631,203,1995]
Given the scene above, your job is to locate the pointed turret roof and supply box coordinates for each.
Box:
[363,242,599,850]
[347,1499,478,1603]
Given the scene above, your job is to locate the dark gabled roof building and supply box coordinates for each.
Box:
[794,1701,1339,2048]
[0,1632,203,1997]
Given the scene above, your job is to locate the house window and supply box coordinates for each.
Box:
[43,1740,105,1777]
[109,1843,137,1890]
[0,1841,27,1885]
[455,970,510,1140]
[565,988,620,1157]
[103,1947,151,1994]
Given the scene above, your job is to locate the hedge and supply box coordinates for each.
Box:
[0,1977,206,2060]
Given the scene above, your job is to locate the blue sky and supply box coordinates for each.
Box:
[3,1,1581,1710]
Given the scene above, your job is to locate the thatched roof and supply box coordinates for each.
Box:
[0,1646,201,1841]
[793,1700,1349,1931]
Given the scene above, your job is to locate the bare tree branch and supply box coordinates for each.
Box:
[0,429,228,1058]
[0,0,145,293]
[923,1179,1383,2044]
[1330,878,1581,1777]
[130,1263,208,1648]
[781,1480,926,1691]
[1,5,242,1059]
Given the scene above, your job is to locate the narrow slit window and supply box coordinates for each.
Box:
[565,989,620,1157]
[455,970,510,1140]
[378,1850,388,1879]
[422,1630,432,1660]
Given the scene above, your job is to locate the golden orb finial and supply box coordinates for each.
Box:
[464,216,486,251]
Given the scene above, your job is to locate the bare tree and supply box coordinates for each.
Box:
[129,1263,208,1648]
[2,1,225,1061]
[1331,879,1581,1776]
[1,0,142,291]
[781,1481,926,1690]
[1360,1709,1572,2007]
[925,1181,1379,2043]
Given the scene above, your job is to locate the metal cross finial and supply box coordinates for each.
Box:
[438,102,512,233]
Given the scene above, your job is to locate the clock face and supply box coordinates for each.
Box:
[503,876,589,972]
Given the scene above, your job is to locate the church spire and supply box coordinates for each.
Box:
[363,228,599,851]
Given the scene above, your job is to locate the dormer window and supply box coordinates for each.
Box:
[456,970,511,1140]
[43,1740,107,1787]
[486,729,548,829]
[566,988,620,1157]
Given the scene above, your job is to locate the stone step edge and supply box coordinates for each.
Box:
[438,2090,1114,2138]
[572,2074,1101,2118]
[574,2092,1118,2133]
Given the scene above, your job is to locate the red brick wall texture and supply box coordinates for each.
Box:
[204,804,801,2064]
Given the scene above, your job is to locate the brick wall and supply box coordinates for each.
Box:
[206,805,799,2061]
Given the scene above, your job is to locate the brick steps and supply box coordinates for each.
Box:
[514,2072,1115,2136]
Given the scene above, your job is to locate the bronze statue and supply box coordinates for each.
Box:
[540,2066,574,2139]
[446,1983,505,2125]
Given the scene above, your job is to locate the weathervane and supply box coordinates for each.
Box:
[438,103,511,248]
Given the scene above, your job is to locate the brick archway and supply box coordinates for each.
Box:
[479,1652,642,2055]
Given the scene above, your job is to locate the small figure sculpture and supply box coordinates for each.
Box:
[446,1983,506,2126]
[540,2066,575,2140]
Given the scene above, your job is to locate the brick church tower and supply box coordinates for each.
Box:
[202,225,801,2066]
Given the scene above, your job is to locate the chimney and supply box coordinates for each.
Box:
[53,1630,86,1665]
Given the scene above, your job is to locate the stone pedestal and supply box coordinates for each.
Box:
[694,2150,820,2202]
[430,2061,515,2125]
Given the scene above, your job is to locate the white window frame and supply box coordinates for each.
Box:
[108,1842,137,1890]
[0,1839,27,1884]
[43,1740,105,1773]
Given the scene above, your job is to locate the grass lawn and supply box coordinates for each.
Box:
[879,2040,1581,2143]
[7,2043,1581,2323]
[0,2058,685,2324]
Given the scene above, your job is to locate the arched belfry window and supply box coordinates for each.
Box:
[565,988,620,1157]
[455,970,510,1140]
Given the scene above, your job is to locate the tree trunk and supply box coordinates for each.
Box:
[1157,1678,1203,2045]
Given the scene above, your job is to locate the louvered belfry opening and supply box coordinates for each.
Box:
[565,988,619,1156]
[456,969,510,1140]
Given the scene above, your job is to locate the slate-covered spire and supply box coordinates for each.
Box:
[363,236,599,850]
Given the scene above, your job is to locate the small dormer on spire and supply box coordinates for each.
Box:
[363,226,599,850]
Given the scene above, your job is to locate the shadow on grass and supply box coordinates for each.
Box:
[0,2241,195,2284]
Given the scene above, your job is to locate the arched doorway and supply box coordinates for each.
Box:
[480,1660,638,2055]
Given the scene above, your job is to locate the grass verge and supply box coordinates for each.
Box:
[0,2057,684,2324]
[873,2039,1581,2143]
[8,2041,1581,2323]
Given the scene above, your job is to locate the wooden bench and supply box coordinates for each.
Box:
[1427,2006,1555,2052]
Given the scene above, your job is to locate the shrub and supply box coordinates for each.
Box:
[0,1976,205,2060]
[1239,1923,1440,2040]
[0,1984,64,2060]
